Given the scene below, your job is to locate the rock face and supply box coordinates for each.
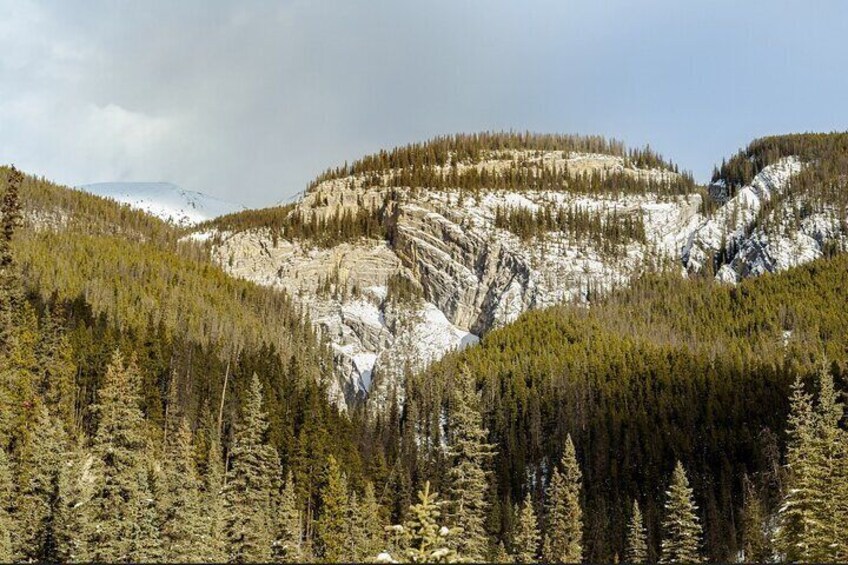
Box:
[195,151,846,408]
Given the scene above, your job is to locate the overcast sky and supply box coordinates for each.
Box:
[2,0,847,207]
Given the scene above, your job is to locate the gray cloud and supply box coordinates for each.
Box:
[2,0,848,207]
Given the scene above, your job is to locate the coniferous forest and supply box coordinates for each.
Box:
[2,128,848,564]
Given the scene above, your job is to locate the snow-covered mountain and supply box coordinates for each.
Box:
[79,182,243,226]
[190,145,848,408]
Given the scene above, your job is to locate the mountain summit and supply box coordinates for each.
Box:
[79,181,243,226]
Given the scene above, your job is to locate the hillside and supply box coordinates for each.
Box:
[78,182,243,226]
[193,132,848,406]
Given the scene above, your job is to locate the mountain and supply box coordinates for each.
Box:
[78,181,243,226]
[193,132,848,406]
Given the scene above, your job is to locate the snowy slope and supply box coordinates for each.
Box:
[79,182,243,226]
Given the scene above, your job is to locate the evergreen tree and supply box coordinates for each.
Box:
[53,442,91,563]
[0,448,12,562]
[316,455,351,562]
[776,368,848,561]
[740,476,769,563]
[273,470,304,563]
[446,369,496,561]
[512,492,540,564]
[11,404,67,562]
[160,418,208,562]
[542,435,583,563]
[394,481,459,563]
[624,500,648,564]
[83,350,162,562]
[203,424,228,563]
[659,462,702,564]
[223,373,277,563]
[351,482,384,562]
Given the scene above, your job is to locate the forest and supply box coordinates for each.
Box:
[1,131,848,563]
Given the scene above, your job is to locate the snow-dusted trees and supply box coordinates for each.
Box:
[223,373,278,562]
[446,369,496,561]
[625,499,648,564]
[542,434,583,563]
[774,368,848,562]
[512,493,540,563]
[392,481,459,563]
[659,462,702,564]
[83,351,162,562]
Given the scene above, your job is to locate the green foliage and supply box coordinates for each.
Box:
[273,470,304,563]
[740,475,770,563]
[659,462,702,564]
[625,500,648,564]
[316,455,351,562]
[392,481,460,563]
[512,493,540,563]
[83,350,163,562]
[0,449,12,562]
[223,374,278,563]
[542,435,583,563]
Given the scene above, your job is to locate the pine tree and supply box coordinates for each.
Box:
[11,404,67,561]
[659,461,702,564]
[542,435,583,563]
[446,369,496,561]
[0,166,23,357]
[512,493,540,563]
[160,418,208,562]
[53,442,91,563]
[624,499,648,564]
[273,470,304,563]
[222,373,277,563]
[316,454,351,562]
[740,475,769,563]
[83,350,162,562]
[0,448,13,562]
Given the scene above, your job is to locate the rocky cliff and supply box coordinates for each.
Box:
[192,143,847,408]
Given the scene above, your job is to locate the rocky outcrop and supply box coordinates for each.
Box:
[196,151,846,408]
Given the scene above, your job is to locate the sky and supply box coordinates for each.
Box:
[1,0,848,207]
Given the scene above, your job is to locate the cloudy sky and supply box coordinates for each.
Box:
[2,0,847,207]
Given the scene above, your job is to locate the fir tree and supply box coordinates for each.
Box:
[351,482,384,562]
[53,442,91,563]
[11,404,67,562]
[273,470,304,563]
[223,373,277,563]
[160,418,208,562]
[542,435,583,563]
[446,369,496,561]
[83,350,162,562]
[394,481,459,563]
[512,492,540,564]
[203,424,228,563]
[316,455,351,562]
[659,461,702,564]
[624,499,648,564]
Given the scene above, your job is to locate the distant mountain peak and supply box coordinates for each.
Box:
[78,181,243,226]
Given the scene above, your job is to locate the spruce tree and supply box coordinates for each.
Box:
[659,461,702,564]
[273,469,304,563]
[512,492,540,563]
[11,404,67,562]
[160,418,208,562]
[774,374,819,561]
[316,455,351,562]
[542,435,583,563]
[353,482,384,561]
[83,350,162,562]
[222,373,277,563]
[624,499,648,564]
[446,369,496,561]
[395,481,459,563]
[203,424,228,562]
[54,442,91,563]
[0,448,12,562]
